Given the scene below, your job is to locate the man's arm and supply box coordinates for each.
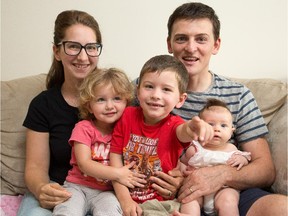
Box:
[228,137,275,188]
[178,137,275,203]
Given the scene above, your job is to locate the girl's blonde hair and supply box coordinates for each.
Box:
[78,67,134,120]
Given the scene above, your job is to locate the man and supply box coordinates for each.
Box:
[167,2,287,216]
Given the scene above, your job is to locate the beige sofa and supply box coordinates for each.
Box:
[1,74,287,197]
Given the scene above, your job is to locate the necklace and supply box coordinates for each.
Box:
[61,86,79,107]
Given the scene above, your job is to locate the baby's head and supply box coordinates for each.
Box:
[199,98,235,143]
[78,67,133,120]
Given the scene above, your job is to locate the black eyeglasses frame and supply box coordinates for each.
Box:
[57,41,103,57]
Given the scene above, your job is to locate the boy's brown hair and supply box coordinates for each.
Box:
[138,54,189,94]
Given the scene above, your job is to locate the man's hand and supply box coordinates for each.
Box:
[177,166,226,203]
[149,166,184,199]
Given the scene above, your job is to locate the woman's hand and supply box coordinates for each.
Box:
[37,183,71,209]
[149,166,184,199]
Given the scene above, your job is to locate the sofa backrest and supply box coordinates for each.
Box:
[230,77,287,125]
[0,74,287,195]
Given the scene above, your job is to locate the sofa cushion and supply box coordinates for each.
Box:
[1,74,46,195]
[230,78,287,125]
[0,195,23,215]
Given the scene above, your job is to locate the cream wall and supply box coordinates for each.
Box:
[1,0,287,81]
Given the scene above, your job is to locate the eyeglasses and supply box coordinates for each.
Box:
[57,41,102,57]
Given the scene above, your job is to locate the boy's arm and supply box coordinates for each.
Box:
[110,152,142,216]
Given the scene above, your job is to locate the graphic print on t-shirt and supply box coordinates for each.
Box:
[87,141,110,185]
[123,133,162,202]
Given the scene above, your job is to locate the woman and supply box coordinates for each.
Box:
[17,10,102,216]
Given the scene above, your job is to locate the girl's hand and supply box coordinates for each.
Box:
[117,161,147,188]
[121,199,142,216]
[37,183,71,209]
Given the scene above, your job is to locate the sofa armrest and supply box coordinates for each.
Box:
[1,74,46,195]
[267,99,287,195]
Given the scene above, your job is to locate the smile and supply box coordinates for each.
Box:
[147,102,164,107]
[74,64,89,69]
[104,112,116,116]
[183,56,199,62]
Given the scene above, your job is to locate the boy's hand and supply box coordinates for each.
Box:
[187,116,214,144]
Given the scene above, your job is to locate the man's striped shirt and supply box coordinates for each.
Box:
[171,72,268,147]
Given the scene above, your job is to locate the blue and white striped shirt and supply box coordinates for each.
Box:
[171,72,268,147]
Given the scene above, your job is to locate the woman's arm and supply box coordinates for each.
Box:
[24,129,71,209]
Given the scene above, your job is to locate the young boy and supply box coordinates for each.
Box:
[110,54,214,215]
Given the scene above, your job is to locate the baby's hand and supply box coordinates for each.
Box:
[227,153,250,170]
